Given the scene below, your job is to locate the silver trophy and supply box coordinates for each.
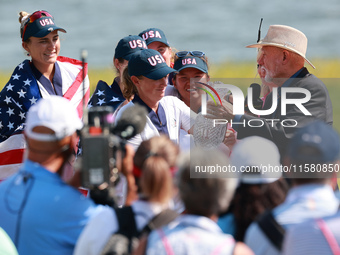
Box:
[193,81,229,149]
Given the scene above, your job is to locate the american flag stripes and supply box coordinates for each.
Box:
[0,57,89,180]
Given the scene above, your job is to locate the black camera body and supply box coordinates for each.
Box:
[79,106,121,189]
[77,104,147,205]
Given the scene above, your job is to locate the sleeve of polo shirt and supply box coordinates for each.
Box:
[73,206,117,255]
[174,97,196,132]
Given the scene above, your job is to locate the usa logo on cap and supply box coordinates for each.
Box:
[148,55,165,66]
[182,58,197,66]
[129,39,147,49]
[140,30,162,40]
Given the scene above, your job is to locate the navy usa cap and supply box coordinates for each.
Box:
[21,10,66,42]
[128,49,175,80]
[174,56,208,73]
[138,28,170,47]
[114,35,147,61]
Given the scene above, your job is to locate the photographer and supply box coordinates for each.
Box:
[0,97,109,255]
[74,136,177,255]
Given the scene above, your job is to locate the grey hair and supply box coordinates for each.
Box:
[176,148,238,217]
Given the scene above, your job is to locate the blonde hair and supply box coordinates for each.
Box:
[134,135,179,169]
[140,156,173,204]
[19,11,30,23]
[122,67,138,101]
[19,11,31,41]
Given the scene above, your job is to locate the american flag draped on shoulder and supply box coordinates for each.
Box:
[88,80,125,111]
[0,57,89,180]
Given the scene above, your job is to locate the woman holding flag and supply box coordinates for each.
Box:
[0,10,89,180]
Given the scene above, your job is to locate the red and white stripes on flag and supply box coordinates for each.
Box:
[0,133,26,180]
[0,56,89,181]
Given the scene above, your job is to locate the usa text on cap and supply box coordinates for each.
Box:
[128,49,175,80]
[138,28,170,47]
[174,56,208,73]
[114,35,147,61]
[21,10,66,42]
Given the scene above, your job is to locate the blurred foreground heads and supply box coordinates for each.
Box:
[245,121,340,255]
[282,121,340,254]
[146,148,254,255]
[218,136,288,242]
[0,96,106,255]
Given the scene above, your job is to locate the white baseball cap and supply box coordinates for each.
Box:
[25,96,83,141]
[230,136,282,184]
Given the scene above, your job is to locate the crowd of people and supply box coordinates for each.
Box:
[0,9,339,255]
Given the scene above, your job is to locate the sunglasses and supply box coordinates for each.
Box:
[175,51,205,58]
[22,10,53,41]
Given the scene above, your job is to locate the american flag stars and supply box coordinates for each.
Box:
[29,97,38,105]
[18,62,25,70]
[97,98,105,106]
[0,60,41,140]
[12,74,20,80]
[7,122,14,130]
[6,108,14,116]
[96,90,105,96]
[6,84,14,91]
[17,90,26,98]
[23,79,32,86]
[4,96,11,104]
[19,112,26,120]
[110,96,121,102]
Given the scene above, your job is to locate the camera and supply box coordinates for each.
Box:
[76,104,147,206]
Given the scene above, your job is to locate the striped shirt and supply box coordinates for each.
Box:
[245,184,339,255]
[283,212,340,255]
[146,214,236,255]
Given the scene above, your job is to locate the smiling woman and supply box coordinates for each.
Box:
[168,50,210,113]
[0,10,90,180]
[117,49,196,151]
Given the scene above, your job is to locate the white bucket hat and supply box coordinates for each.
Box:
[230,136,282,184]
[25,96,83,141]
[246,25,315,69]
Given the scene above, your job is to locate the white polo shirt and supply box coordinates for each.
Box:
[116,96,195,151]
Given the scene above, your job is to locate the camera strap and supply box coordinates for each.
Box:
[257,210,285,251]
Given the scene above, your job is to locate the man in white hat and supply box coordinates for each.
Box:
[0,96,109,255]
[207,25,333,157]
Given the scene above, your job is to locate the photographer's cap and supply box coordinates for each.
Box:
[21,10,66,42]
[114,35,147,61]
[288,121,340,163]
[231,136,282,184]
[138,28,170,47]
[128,49,175,80]
[25,96,83,141]
[174,56,208,73]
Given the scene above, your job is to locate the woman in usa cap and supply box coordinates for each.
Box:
[0,10,89,180]
[116,49,196,151]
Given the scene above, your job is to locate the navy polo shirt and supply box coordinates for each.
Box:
[132,95,169,137]
[30,62,63,96]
